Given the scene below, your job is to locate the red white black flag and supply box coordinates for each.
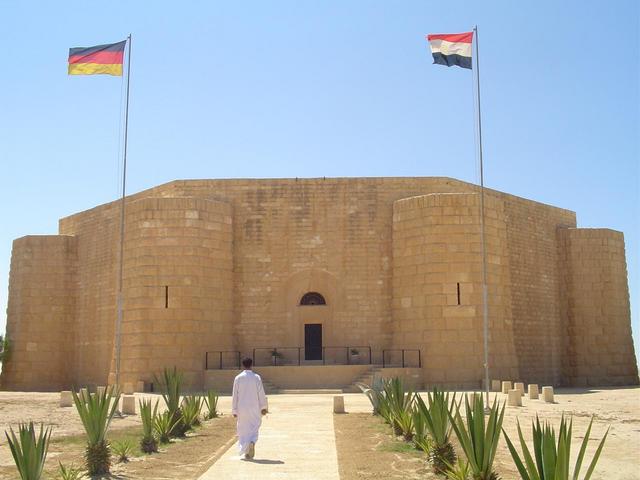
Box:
[426,32,473,69]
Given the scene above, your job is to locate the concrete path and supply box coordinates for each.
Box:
[198,394,341,480]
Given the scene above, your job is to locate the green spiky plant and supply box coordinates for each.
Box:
[414,388,458,474]
[71,385,120,476]
[203,390,220,419]
[449,393,505,480]
[355,380,385,416]
[383,377,415,437]
[503,415,609,480]
[181,395,203,430]
[57,462,86,480]
[154,367,187,437]
[112,439,134,463]
[139,398,159,453]
[153,410,178,444]
[5,422,51,480]
[0,336,10,363]
[444,460,471,480]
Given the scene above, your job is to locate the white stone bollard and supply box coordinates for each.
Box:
[501,381,512,394]
[514,382,525,396]
[123,382,135,395]
[60,391,73,407]
[333,395,345,414]
[542,386,554,403]
[491,380,502,392]
[507,389,522,407]
[528,384,539,399]
[122,395,136,415]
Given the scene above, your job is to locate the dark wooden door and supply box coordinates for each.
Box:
[304,324,322,360]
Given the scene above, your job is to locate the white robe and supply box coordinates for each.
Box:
[231,369,268,455]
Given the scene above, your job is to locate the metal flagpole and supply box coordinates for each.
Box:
[473,26,491,406]
[115,34,132,389]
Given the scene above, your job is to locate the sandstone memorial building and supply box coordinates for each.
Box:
[2,177,638,392]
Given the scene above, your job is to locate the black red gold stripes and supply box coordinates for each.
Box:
[68,40,126,76]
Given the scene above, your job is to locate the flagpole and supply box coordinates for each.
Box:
[115,33,132,389]
[473,25,491,406]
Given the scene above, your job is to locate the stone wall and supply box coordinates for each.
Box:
[2,236,76,391]
[391,193,519,388]
[2,177,637,391]
[558,228,639,386]
[108,197,234,390]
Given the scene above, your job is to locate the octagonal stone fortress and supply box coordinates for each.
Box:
[2,177,638,391]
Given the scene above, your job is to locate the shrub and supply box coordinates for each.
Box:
[139,398,159,453]
[503,415,609,480]
[5,422,51,480]
[112,439,134,463]
[449,394,505,480]
[203,390,220,419]
[153,411,178,444]
[154,367,187,437]
[181,395,203,430]
[72,385,120,475]
[57,462,86,480]
[414,388,458,474]
[382,377,415,438]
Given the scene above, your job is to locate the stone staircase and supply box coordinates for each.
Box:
[342,365,384,393]
[261,379,280,394]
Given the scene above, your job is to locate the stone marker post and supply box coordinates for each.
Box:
[542,386,554,403]
[333,396,345,414]
[528,384,539,399]
[501,381,512,394]
[60,391,73,407]
[514,382,525,396]
[122,395,136,415]
[123,382,135,395]
[507,389,522,407]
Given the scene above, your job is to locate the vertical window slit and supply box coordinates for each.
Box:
[457,283,461,305]
[165,285,169,308]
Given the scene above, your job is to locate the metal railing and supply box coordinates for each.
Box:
[382,349,421,368]
[205,351,241,370]
[251,346,373,367]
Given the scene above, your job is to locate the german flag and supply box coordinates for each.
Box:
[68,40,126,76]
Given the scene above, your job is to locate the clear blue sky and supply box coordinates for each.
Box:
[1,1,638,360]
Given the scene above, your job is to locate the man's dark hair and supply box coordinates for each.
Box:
[242,357,253,369]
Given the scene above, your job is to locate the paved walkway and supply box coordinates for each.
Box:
[198,394,344,480]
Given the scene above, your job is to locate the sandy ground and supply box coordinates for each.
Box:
[0,387,639,479]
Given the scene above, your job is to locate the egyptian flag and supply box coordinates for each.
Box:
[68,40,126,76]
[426,32,473,69]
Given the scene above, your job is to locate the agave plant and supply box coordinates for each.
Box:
[139,398,159,453]
[154,367,187,437]
[383,377,415,438]
[5,422,51,480]
[181,395,203,430]
[153,410,178,444]
[415,388,458,474]
[356,381,384,416]
[449,393,505,480]
[112,439,134,463]
[503,415,609,480]
[72,385,120,475]
[203,390,220,419]
[444,460,471,480]
[58,462,86,480]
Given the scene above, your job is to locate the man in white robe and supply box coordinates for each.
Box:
[232,357,268,459]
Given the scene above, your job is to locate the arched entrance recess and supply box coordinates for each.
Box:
[281,269,340,361]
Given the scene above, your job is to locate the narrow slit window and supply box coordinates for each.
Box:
[165,286,169,308]
[457,283,461,305]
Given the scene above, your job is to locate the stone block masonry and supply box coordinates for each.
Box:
[1,177,637,391]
